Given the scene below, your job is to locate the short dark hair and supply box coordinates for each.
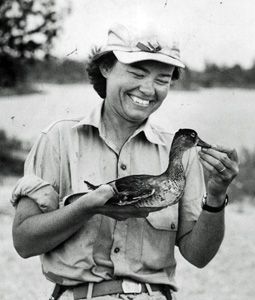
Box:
[86,48,181,99]
[86,48,117,99]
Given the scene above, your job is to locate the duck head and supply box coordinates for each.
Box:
[172,129,211,151]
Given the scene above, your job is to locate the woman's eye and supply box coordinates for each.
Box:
[156,79,170,85]
[129,72,144,78]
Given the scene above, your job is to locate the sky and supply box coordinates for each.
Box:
[54,0,255,70]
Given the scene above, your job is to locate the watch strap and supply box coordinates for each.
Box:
[202,194,228,213]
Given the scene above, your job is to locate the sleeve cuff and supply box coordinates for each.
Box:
[11,175,59,212]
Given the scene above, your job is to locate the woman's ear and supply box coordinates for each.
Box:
[99,62,112,79]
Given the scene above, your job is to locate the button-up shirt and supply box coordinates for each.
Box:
[12,100,205,291]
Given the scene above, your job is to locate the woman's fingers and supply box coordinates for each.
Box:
[200,148,232,168]
[210,144,239,162]
[199,144,239,185]
[199,156,218,173]
[199,150,229,174]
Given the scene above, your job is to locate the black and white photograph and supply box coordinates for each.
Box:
[0,1,254,299]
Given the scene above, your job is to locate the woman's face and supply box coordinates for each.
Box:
[102,60,175,124]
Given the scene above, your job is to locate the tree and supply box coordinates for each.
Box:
[0,0,65,87]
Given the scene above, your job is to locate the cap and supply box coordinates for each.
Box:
[93,23,185,68]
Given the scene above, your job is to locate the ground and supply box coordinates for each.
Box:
[1,177,254,300]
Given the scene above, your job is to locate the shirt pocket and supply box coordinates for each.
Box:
[141,205,179,270]
[146,204,178,231]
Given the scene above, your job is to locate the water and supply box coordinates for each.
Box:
[0,84,254,152]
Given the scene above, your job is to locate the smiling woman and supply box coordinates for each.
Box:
[11,22,239,300]
[86,23,184,147]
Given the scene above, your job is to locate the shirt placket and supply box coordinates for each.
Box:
[110,220,128,275]
[117,142,131,178]
[111,142,131,275]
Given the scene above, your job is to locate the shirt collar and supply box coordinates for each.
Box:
[72,101,103,129]
[72,100,167,146]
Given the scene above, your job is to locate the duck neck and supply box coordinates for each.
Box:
[164,146,186,178]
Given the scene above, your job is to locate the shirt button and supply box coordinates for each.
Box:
[171,223,176,230]
[114,247,120,253]
[120,164,127,170]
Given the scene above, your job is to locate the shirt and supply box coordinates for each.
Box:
[12,100,205,291]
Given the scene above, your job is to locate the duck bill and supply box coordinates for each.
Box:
[196,137,211,149]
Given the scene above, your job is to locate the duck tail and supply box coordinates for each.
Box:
[84,180,98,190]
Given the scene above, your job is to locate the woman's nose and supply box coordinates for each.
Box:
[139,79,155,96]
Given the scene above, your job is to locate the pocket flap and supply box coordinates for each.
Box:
[146,204,178,231]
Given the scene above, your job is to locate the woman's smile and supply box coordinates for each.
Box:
[128,94,153,108]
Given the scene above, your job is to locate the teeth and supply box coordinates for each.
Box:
[130,95,150,107]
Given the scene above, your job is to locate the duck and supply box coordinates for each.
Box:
[65,129,211,208]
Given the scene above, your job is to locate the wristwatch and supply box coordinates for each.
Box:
[202,194,229,213]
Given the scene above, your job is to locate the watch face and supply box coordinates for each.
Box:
[202,194,207,205]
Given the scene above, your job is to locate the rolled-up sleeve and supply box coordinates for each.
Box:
[11,174,59,212]
[11,132,60,212]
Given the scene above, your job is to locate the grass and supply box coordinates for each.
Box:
[1,178,255,300]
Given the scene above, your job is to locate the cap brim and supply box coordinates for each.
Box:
[113,50,185,68]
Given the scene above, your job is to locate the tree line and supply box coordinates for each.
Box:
[2,57,255,91]
[182,63,255,89]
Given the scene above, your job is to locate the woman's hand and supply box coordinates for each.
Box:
[198,145,239,203]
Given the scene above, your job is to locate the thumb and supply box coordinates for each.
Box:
[94,184,115,205]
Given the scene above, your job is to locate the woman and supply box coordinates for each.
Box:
[12,24,239,300]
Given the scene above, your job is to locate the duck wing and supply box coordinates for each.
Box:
[110,174,156,192]
[106,174,157,205]
[85,174,155,191]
